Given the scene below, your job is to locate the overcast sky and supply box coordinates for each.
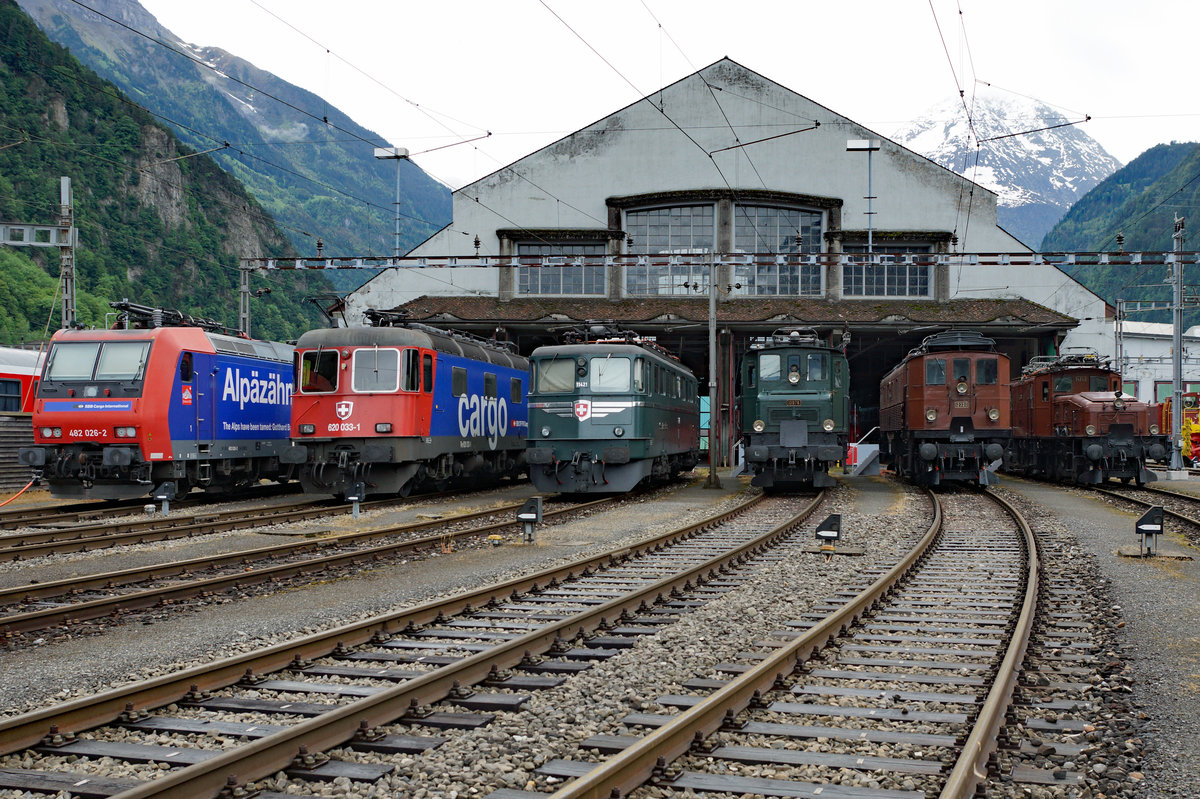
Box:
[139,0,1200,190]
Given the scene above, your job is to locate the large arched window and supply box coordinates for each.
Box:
[624,205,714,296]
[732,205,824,296]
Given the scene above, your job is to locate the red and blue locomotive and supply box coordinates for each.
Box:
[283,311,529,499]
[18,302,295,499]
[879,330,1011,486]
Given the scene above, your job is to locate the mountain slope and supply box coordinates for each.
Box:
[1040,142,1200,326]
[892,90,1121,248]
[0,0,329,342]
[17,0,451,280]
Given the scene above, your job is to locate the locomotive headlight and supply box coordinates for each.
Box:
[52,428,62,438]
[1085,424,1097,436]
[788,371,800,384]
[987,408,1000,422]
[1113,398,1126,411]
[925,408,937,422]
[753,419,766,433]
[956,382,968,395]
[541,426,552,438]
[298,424,315,435]
[1151,424,1161,435]
[114,426,136,438]
[39,427,54,438]
[613,426,625,437]
[375,423,392,433]
[822,418,835,432]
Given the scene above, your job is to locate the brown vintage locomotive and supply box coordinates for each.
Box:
[1005,351,1166,485]
[879,330,1011,485]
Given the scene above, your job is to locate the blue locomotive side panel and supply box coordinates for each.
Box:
[429,352,529,448]
[167,352,293,443]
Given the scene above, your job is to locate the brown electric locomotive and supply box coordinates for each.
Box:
[879,330,1011,485]
[1005,351,1166,485]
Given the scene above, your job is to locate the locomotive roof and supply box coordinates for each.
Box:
[914,330,997,353]
[1018,351,1112,376]
[296,326,527,370]
[206,333,293,364]
[530,342,694,375]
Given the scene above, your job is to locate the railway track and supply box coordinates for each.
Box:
[0,486,492,561]
[0,483,302,531]
[0,496,612,640]
[0,489,825,797]
[0,481,1106,798]
[1091,482,1200,544]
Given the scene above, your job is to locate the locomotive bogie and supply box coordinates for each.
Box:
[19,326,294,499]
[526,341,699,494]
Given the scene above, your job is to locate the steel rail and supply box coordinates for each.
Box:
[539,488,942,799]
[0,500,541,605]
[98,491,804,799]
[938,489,1039,798]
[1093,485,1200,527]
[0,491,768,762]
[0,498,611,636]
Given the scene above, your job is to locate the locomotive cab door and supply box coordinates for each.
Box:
[193,353,216,450]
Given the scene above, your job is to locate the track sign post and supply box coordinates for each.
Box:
[1135,505,1164,557]
[346,481,366,520]
[153,481,176,515]
[517,497,543,543]
[815,514,841,560]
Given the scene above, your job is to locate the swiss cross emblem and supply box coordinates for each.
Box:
[335,401,354,420]
[573,399,591,420]
[181,385,192,406]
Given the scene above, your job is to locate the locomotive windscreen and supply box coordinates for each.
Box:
[44,341,150,382]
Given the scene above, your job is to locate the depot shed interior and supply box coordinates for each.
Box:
[388,294,1075,461]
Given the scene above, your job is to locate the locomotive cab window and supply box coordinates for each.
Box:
[952,359,970,385]
[452,366,468,397]
[352,348,400,393]
[590,357,630,392]
[925,358,946,385]
[760,354,781,382]
[300,350,339,393]
[976,358,998,385]
[1054,376,1073,393]
[510,377,522,404]
[401,350,420,392]
[535,359,574,393]
[1089,376,1109,392]
[95,342,151,381]
[633,359,645,392]
[808,353,828,382]
[423,354,434,392]
[179,353,193,382]
[484,373,497,398]
[45,342,101,381]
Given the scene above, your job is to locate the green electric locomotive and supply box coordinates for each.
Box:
[526,330,700,493]
[740,328,850,489]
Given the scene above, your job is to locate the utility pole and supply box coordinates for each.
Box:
[0,177,77,328]
[705,250,722,488]
[1170,216,1186,471]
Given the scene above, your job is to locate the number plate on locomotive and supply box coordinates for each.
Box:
[785,399,803,406]
[953,400,970,408]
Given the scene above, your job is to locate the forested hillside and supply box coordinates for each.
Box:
[18,0,451,281]
[0,0,331,344]
[1042,142,1200,325]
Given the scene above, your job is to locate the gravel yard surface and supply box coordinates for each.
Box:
[1000,477,1200,799]
[0,473,753,718]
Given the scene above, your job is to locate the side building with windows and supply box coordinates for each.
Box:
[343,57,1111,465]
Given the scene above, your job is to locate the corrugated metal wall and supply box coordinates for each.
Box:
[0,414,34,491]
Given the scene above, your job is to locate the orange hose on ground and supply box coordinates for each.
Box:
[0,480,35,508]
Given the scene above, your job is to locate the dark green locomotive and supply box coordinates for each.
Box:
[740,328,850,489]
[526,332,700,493]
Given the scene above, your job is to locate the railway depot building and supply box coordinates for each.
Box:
[342,58,1110,461]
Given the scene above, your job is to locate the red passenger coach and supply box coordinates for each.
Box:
[0,346,44,413]
[1006,352,1166,485]
[879,330,1011,486]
